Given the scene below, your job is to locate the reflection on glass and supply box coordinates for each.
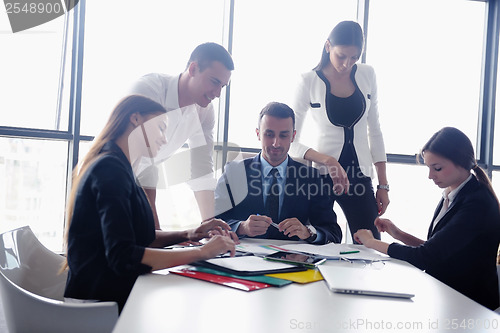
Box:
[368,0,485,155]
[0,138,68,252]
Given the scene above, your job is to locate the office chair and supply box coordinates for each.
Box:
[0,226,118,333]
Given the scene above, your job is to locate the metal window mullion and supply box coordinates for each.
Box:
[357,0,370,64]
[477,0,499,178]
[64,0,87,229]
[218,0,234,172]
[55,10,71,130]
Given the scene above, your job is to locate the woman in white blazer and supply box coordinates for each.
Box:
[290,21,389,240]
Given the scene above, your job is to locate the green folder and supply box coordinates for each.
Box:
[188,266,292,287]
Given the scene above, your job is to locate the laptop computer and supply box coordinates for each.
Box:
[318,265,415,299]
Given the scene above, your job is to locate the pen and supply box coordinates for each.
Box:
[339,250,360,255]
[256,214,280,229]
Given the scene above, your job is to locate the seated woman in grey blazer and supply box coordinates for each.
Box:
[354,127,500,310]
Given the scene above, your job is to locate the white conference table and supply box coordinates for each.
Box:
[113,239,499,333]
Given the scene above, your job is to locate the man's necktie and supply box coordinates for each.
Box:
[266,168,280,224]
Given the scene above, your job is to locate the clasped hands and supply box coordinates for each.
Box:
[238,214,311,240]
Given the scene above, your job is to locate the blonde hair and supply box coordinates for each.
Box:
[61,95,166,271]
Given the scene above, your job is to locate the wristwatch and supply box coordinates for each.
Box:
[377,184,390,191]
[305,225,317,243]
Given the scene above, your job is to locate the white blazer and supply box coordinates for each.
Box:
[290,64,386,178]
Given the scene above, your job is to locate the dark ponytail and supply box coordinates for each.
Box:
[314,21,364,71]
[422,127,499,208]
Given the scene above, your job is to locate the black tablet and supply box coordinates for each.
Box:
[264,251,326,268]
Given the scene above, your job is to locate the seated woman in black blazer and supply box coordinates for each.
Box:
[63,95,236,311]
[354,127,500,310]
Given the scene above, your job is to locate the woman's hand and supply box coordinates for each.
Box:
[374,217,399,239]
[375,189,390,215]
[200,234,236,259]
[353,229,375,248]
[353,229,389,255]
[323,156,349,195]
[187,218,231,242]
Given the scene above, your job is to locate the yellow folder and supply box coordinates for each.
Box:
[266,269,323,284]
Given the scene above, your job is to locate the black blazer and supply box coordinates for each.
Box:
[65,142,155,311]
[215,154,342,244]
[388,176,500,310]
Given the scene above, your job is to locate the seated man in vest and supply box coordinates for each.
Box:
[215,102,341,244]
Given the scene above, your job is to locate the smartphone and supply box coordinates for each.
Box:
[264,251,326,268]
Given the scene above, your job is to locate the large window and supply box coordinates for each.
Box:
[81,0,225,137]
[367,0,485,155]
[0,10,73,251]
[81,0,225,230]
[0,13,71,130]
[0,139,68,250]
[228,0,357,148]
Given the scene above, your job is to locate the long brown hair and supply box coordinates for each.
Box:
[61,95,166,271]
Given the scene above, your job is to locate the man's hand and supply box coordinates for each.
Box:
[278,218,310,240]
[238,214,272,237]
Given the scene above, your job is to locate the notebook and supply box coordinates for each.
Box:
[318,265,415,299]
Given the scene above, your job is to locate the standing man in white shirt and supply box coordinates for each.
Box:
[129,42,234,229]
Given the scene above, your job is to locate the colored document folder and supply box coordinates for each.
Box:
[266,269,324,284]
[188,266,293,287]
[170,268,271,291]
[195,255,307,276]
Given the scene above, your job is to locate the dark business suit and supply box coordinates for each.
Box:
[65,142,155,311]
[388,176,500,310]
[215,154,342,244]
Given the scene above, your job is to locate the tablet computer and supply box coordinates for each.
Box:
[264,251,326,268]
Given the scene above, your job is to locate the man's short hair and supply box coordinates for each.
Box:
[187,42,234,71]
[258,102,296,129]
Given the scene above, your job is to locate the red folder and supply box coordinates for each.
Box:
[170,268,271,291]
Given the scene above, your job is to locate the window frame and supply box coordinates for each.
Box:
[0,0,499,244]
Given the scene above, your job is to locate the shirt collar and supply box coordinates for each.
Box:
[165,74,181,111]
[443,174,473,204]
[260,154,288,179]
